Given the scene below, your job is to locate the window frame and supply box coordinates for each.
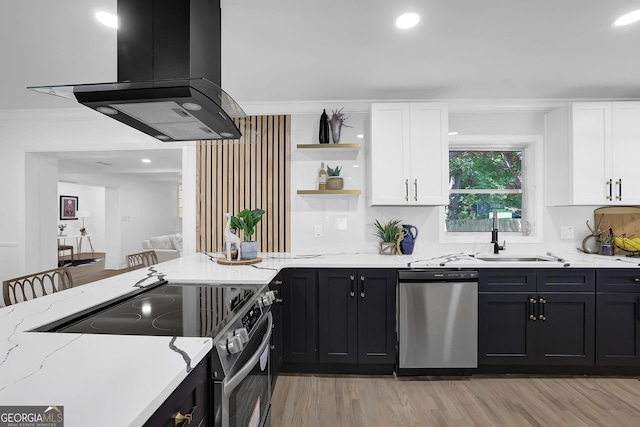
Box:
[439,135,543,244]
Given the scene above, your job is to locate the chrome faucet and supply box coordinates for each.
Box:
[491,210,506,254]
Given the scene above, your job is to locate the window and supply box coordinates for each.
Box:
[440,136,542,243]
[447,150,523,232]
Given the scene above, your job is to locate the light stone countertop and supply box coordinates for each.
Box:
[0,250,638,427]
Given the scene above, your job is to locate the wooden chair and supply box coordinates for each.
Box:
[58,244,74,266]
[126,250,159,270]
[3,267,74,306]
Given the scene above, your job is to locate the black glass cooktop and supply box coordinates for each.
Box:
[34,281,263,339]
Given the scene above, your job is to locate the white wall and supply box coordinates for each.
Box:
[277,102,602,256]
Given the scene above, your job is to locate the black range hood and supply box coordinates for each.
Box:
[28,0,247,142]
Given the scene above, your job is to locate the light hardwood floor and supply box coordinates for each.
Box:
[64,252,129,286]
[272,373,640,426]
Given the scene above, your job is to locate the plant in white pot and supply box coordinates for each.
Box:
[373,219,403,255]
[326,165,343,190]
[231,208,265,260]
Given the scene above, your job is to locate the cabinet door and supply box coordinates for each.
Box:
[536,293,594,365]
[478,293,536,365]
[318,269,358,364]
[596,293,640,366]
[409,103,449,205]
[571,102,613,205]
[612,102,640,204]
[282,269,317,364]
[357,269,396,364]
[370,103,411,205]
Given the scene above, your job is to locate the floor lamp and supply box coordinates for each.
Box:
[75,210,95,258]
[76,210,90,235]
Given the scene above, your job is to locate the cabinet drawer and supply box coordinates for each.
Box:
[537,269,595,292]
[597,269,640,292]
[479,269,536,292]
[143,358,209,427]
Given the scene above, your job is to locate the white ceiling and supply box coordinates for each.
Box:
[55,149,182,182]
[220,0,640,103]
[3,0,640,110]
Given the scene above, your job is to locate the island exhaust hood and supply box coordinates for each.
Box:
[28,0,248,142]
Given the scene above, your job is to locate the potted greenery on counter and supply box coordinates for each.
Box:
[598,234,615,256]
[231,208,265,260]
[326,165,343,190]
[373,218,403,255]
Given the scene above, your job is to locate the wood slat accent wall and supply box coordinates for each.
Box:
[196,115,291,253]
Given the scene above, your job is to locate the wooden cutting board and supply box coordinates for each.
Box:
[594,206,640,254]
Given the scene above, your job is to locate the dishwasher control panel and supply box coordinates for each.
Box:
[398,269,479,281]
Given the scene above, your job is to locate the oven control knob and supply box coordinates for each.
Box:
[223,335,244,355]
[234,327,249,344]
[261,291,275,306]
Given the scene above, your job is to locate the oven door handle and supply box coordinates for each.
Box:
[223,311,273,397]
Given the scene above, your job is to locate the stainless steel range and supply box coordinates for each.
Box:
[33,280,275,427]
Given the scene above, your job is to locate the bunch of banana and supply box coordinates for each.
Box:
[613,236,640,252]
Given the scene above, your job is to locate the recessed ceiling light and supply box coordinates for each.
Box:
[448,131,459,136]
[97,107,118,115]
[614,9,640,27]
[357,134,364,139]
[96,11,118,29]
[141,158,151,163]
[396,13,420,29]
[182,103,202,111]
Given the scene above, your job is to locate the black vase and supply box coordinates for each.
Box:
[319,109,330,144]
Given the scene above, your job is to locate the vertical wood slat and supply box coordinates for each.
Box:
[196,115,291,253]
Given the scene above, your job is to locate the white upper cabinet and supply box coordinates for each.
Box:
[369,103,449,206]
[611,102,640,204]
[546,101,640,205]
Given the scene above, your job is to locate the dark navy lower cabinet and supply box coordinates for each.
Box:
[596,269,640,367]
[478,292,536,365]
[479,269,595,366]
[143,357,209,427]
[317,269,396,365]
[282,269,318,364]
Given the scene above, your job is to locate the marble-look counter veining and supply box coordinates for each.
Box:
[0,250,638,426]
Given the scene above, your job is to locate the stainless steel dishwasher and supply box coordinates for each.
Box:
[398,269,478,370]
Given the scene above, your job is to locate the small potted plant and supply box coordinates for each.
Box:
[231,208,266,260]
[373,219,403,255]
[598,234,615,256]
[58,224,67,236]
[326,165,343,190]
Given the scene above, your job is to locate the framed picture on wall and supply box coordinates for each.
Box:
[60,195,78,220]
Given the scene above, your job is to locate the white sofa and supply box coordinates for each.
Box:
[141,234,182,263]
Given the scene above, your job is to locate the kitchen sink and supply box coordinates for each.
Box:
[475,256,552,262]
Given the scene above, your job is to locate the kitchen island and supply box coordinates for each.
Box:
[0,251,638,426]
